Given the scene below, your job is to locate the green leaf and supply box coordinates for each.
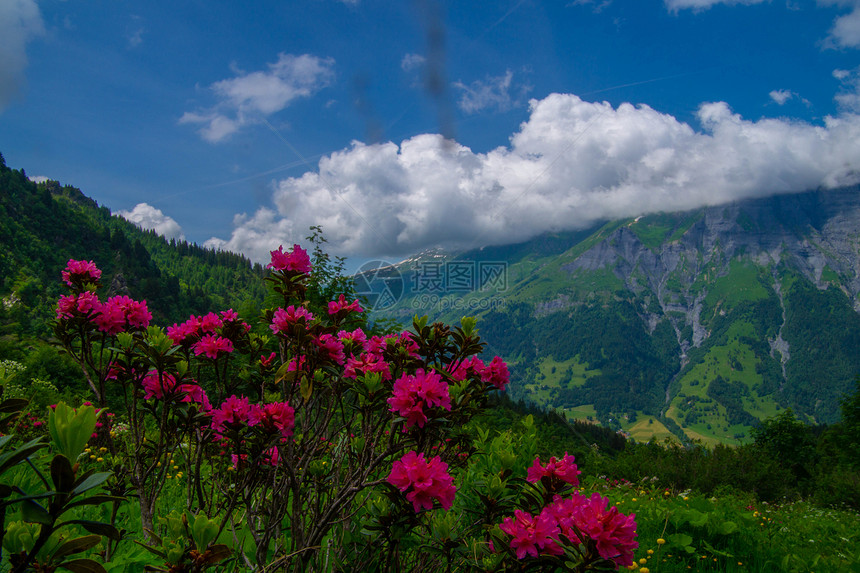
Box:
[71,472,112,496]
[63,495,127,513]
[668,533,693,548]
[300,375,313,400]
[0,437,46,475]
[51,454,76,492]
[21,499,52,524]
[52,535,101,561]
[717,520,738,535]
[60,519,123,541]
[58,558,108,573]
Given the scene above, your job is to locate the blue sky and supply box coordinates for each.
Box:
[2,0,860,264]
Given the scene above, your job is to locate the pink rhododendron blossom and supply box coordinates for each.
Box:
[499,509,563,559]
[551,493,638,567]
[199,312,224,333]
[177,384,211,411]
[527,453,581,486]
[267,244,311,274]
[387,451,456,512]
[61,259,101,286]
[211,395,256,435]
[270,306,314,334]
[327,294,363,315]
[338,328,367,347]
[314,333,345,365]
[481,356,510,390]
[220,308,239,322]
[167,316,201,345]
[193,334,234,359]
[93,295,151,335]
[287,355,307,372]
[344,352,391,380]
[260,352,277,368]
[142,371,178,399]
[252,401,295,439]
[446,355,485,382]
[57,292,101,320]
[388,369,451,429]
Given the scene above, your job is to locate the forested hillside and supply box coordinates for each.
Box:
[0,152,267,341]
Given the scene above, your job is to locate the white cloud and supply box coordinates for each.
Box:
[769,89,794,105]
[0,0,44,112]
[118,203,185,241]
[834,66,860,110]
[401,53,426,72]
[664,0,766,12]
[453,70,529,114]
[180,53,335,142]
[821,0,860,48]
[208,93,860,261]
[28,175,49,184]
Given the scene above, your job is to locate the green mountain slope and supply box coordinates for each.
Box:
[373,187,860,443]
[0,152,267,343]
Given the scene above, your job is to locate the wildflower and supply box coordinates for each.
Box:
[499,509,562,559]
[252,401,295,439]
[270,306,314,334]
[199,312,224,333]
[327,294,363,315]
[61,259,101,287]
[314,333,345,365]
[387,451,456,512]
[656,538,665,545]
[192,334,233,359]
[388,369,451,429]
[344,352,391,380]
[527,453,581,486]
[267,244,311,274]
[480,356,510,390]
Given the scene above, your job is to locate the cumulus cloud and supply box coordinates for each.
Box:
[453,70,529,114]
[28,175,49,184]
[207,93,860,261]
[118,203,185,241]
[0,0,44,112]
[820,0,860,48]
[180,53,335,142]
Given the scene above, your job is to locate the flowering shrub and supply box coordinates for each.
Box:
[46,244,636,572]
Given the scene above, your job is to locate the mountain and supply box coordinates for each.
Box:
[0,152,267,345]
[371,186,860,444]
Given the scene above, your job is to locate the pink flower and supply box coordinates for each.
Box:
[338,328,367,347]
[270,306,314,335]
[549,493,638,567]
[91,295,151,335]
[220,308,239,322]
[61,259,101,287]
[499,509,563,559]
[260,352,277,368]
[388,369,450,430]
[327,294,363,315]
[211,395,256,435]
[481,356,510,390]
[287,355,307,373]
[193,334,233,359]
[344,352,391,381]
[387,451,456,512]
[177,384,211,411]
[56,292,100,320]
[267,244,311,274]
[254,401,295,439]
[526,453,581,486]
[446,355,485,382]
[314,333,345,365]
[199,312,223,333]
[167,316,201,345]
[142,371,178,399]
